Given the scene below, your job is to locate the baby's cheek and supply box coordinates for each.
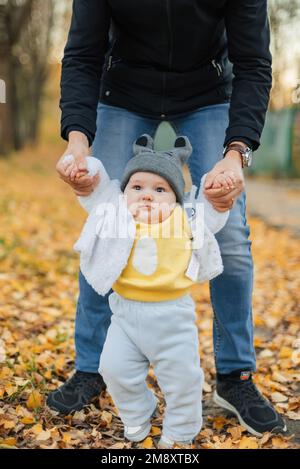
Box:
[125,192,136,207]
[128,202,137,216]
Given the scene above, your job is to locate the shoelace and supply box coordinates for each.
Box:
[235,378,267,406]
[63,373,101,397]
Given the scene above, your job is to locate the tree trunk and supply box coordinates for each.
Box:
[0,51,14,156]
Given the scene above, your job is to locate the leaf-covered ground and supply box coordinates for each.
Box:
[0,137,299,450]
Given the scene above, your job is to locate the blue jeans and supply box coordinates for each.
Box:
[75,102,256,374]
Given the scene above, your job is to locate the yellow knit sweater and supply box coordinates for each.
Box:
[113,205,195,301]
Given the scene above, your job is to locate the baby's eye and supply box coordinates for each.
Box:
[156,187,166,192]
[133,185,141,190]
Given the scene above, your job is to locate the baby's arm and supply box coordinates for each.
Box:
[62,155,112,213]
[197,173,230,234]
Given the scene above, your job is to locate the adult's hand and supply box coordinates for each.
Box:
[203,144,246,212]
[56,131,100,196]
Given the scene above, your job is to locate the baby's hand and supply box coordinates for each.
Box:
[211,171,237,190]
[61,154,101,196]
[62,155,88,181]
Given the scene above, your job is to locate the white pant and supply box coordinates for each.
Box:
[99,292,204,441]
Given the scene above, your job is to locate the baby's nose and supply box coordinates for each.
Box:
[142,193,153,201]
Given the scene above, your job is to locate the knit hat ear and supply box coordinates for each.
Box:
[133,134,154,156]
[173,136,192,164]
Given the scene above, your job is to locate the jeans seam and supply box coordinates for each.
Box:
[209,282,221,366]
[168,120,180,136]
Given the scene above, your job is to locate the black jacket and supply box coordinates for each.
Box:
[61,0,272,150]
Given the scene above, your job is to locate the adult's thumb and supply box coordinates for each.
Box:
[204,170,218,189]
[74,154,88,171]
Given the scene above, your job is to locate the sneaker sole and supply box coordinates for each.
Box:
[213,391,287,438]
[124,404,158,443]
[125,422,152,443]
[158,436,193,449]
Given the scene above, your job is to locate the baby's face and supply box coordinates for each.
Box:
[124,172,177,224]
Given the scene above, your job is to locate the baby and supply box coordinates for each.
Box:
[63,135,234,448]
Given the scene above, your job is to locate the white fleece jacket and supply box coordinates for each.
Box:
[68,156,229,296]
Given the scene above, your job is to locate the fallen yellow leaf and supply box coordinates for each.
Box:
[0,367,13,379]
[141,437,153,449]
[239,436,259,449]
[150,426,161,436]
[101,410,112,425]
[0,438,17,446]
[36,430,51,441]
[26,390,43,410]
[212,416,229,430]
[62,432,72,443]
[109,442,125,449]
[279,347,292,359]
[0,418,16,429]
[220,438,233,449]
[30,423,43,435]
[72,410,86,421]
[203,381,212,393]
[272,371,289,383]
[259,432,272,446]
[4,384,18,396]
[227,426,242,441]
[271,391,288,403]
[271,437,289,449]
[291,349,300,366]
[44,370,52,380]
[54,356,65,372]
[21,416,35,425]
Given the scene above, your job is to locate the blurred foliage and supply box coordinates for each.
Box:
[1,1,300,156]
[269,0,300,109]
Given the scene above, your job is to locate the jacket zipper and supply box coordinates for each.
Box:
[106,37,120,71]
[166,0,173,70]
[107,56,122,71]
[211,59,222,77]
[161,73,167,117]
[161,0,173,117]
[107,55,113,71]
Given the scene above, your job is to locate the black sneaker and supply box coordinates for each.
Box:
[46,371,106,415]
[214,371,287,437]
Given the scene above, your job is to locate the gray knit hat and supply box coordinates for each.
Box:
[120,134,192,204]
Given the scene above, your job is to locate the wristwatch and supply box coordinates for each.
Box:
[223,143,253,168]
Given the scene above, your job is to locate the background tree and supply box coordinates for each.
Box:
[0,0,34,154]
[269,0,300,109]
[0,0,65,156]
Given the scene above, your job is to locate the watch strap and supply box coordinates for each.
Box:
[223,143,246,167]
